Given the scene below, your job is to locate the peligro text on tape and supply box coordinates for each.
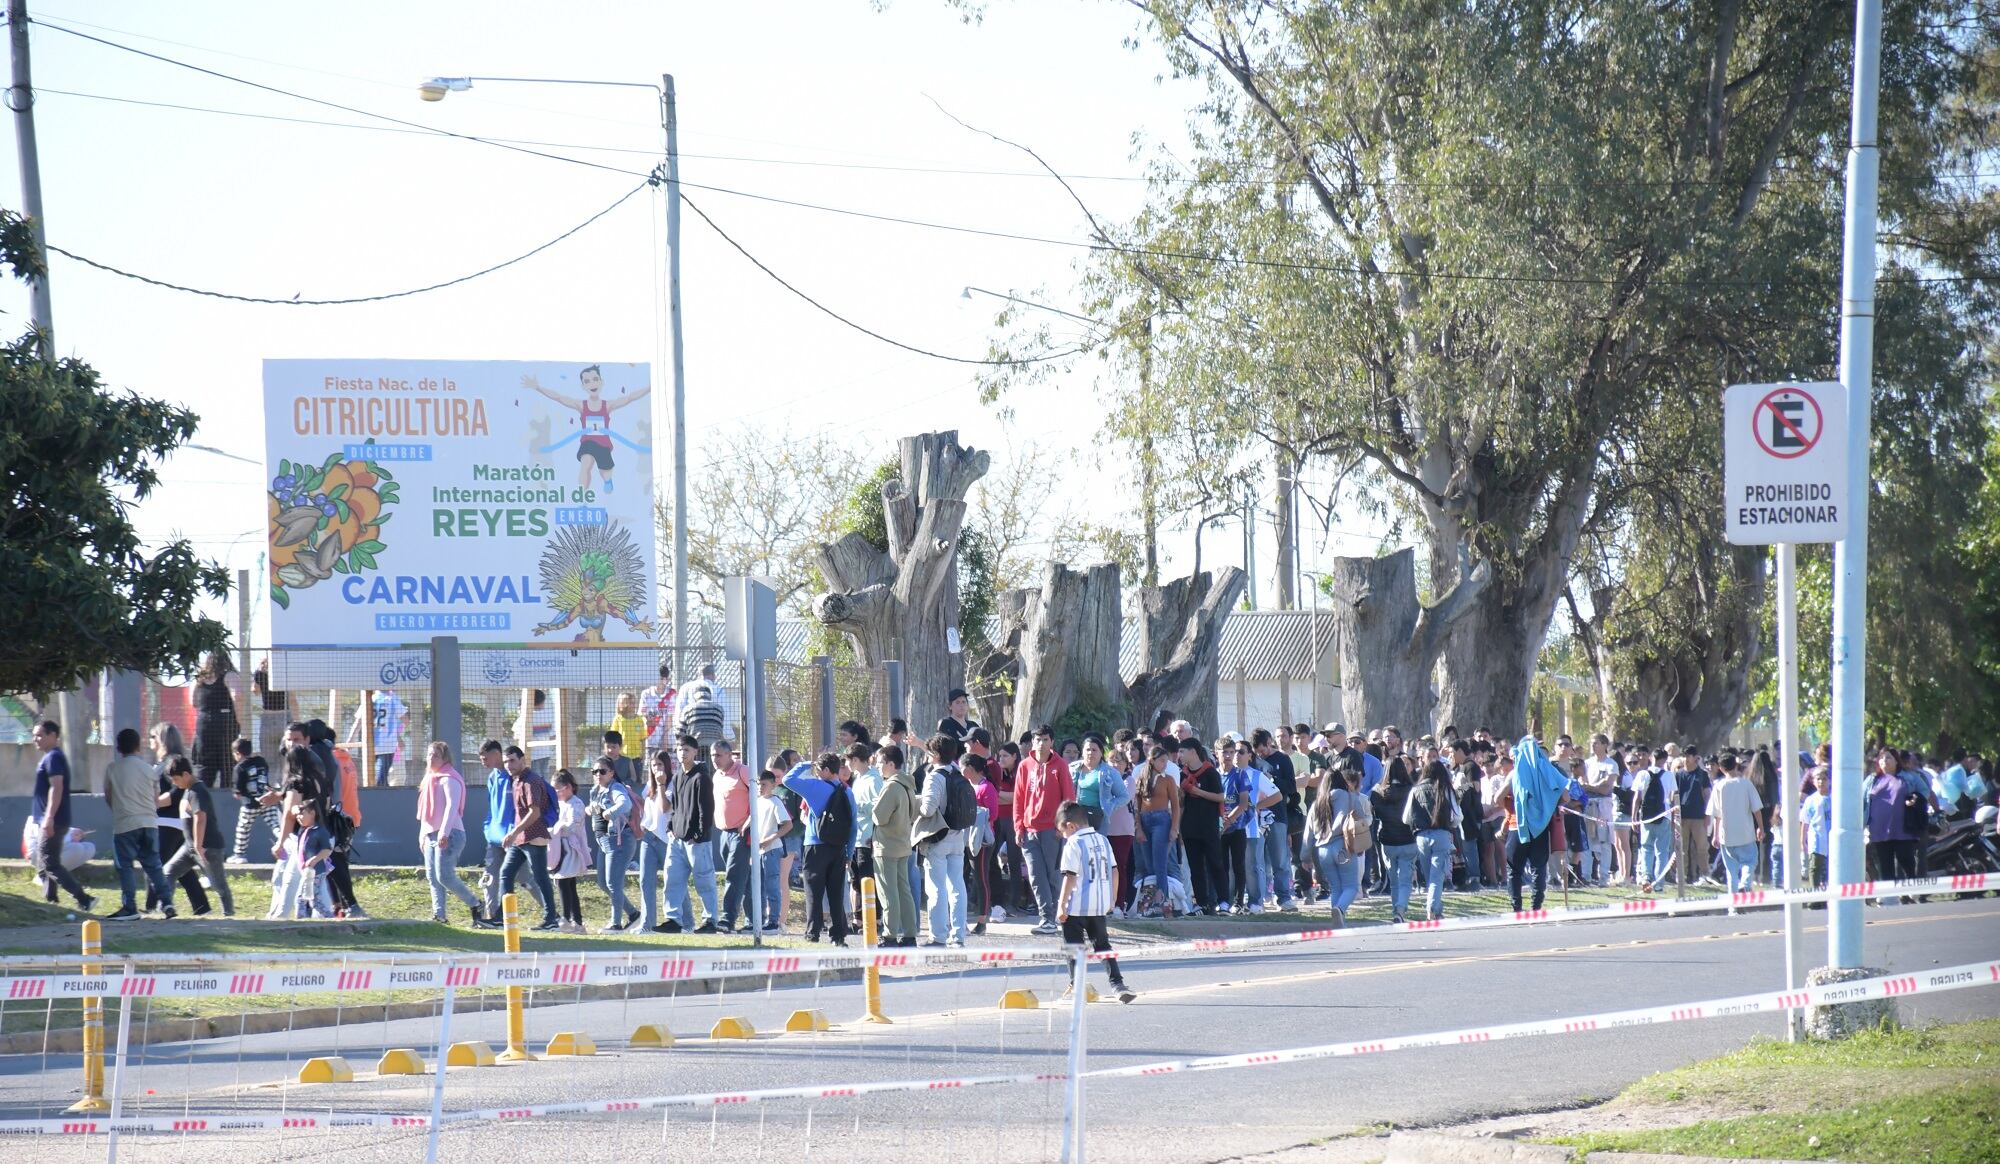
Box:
[0,872,1989,997]
[2,959,1990,1136]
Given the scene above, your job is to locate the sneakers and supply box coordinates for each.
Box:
[161,906,179,920]
[224,856,249,867]
[78,893,98,914]
[1114,984,1137,1004]
[345,905,370,920]
[598,921,628,933]
[654,920,683,934]
[1030,922,1060,936]
[534,917,562,931]
[560,920,586,933]
[105,906,141,922]
[1247,903,1264,914]
[692,921,718,935]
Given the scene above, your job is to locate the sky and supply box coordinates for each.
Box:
[3,0,1391,639]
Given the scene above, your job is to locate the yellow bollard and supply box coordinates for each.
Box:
[784,1009,830,1033]
[627,1024,674,1049]
[494,892,536,1063]
[65,920,108,1113]
[297,1056,356,1084]
[709,1016,756,1039]
[998,988,1040,1010]
[445,1041,496,1068]
[543,1032,596,1057]
[376,1049,426,1076]
[859,875,891,1024]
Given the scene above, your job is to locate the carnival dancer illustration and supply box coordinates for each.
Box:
[522,366,652,493]
[533,522,655,644]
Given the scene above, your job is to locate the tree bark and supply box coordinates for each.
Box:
[814,431,990,730]
[1329,548,1488,735]
[1126,566,1247,736]
[1627,545,1768,751]
[1012,563,1124,731]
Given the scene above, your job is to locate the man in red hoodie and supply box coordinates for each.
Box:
[1015,725,1075,935]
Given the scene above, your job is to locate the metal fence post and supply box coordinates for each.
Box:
[812,654,835,752]
[1060,945,1089,1164]
[726,578,778,946]
[429,637,462,763]
[884,660,904,736]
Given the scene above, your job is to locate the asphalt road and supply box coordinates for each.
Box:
[3,896,1996,1163]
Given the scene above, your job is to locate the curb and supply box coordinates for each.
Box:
[0,965,865,1056]
[1383,1132,1572,1163]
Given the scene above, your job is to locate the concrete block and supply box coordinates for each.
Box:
[445,1041,496,1067]
[784,1009,830,1033]
[709,1016,756,1040]
[375,1048,426,1076]
[543,1032,596,1057]
[998,988,1040,1010]
[628,1024,674,1049]
[1805,964,1898,1038]
[296,1056,355,1085]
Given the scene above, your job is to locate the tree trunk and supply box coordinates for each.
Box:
[1274,456,1296,609]
[970,587,1033,743]
[1628,546,1768,751]
[1126,566,1247,736]
[814,431,990,731]
[1013,563,1123,731]
[1435,584,1543,738]
[1329,548,1489,736]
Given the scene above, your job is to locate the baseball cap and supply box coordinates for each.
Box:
[1323,722,1347,735]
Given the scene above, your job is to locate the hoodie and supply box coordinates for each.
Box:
[872,767,917,860]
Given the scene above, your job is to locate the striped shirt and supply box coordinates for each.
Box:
[1059,826,1117,917]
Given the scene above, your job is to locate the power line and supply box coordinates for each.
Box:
[50,178,651,305]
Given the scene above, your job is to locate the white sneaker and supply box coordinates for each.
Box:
[1247,903,1264,914]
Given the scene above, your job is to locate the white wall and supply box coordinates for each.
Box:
[1216,679,1343,737]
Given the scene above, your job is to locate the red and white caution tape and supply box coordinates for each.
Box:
[2,958,1990,1136]
[0,872,1990,996]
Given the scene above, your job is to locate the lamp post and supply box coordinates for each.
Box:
[1301,569,1330,727]
[420,74,689,676]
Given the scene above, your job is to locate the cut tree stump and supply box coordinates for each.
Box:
[1328,548,1488,734]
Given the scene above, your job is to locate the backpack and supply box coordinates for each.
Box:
[527,771,560,828]
[817,781,854,848]
[675,681,726,740]
[941,767,976,831]
[1342,790,1375,856]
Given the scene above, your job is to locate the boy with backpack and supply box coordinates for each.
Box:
[915,734,975,946]
[673,664,729,750]
[783,753,857,945]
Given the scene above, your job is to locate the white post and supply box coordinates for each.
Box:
[8,0,53,357]
[1059,947,1088,1164]
[1777,542,1804,1040]
[1828,0,1882,971]
[424,983,456,1164]
[662,75,689,676]
[104,964,135,1164]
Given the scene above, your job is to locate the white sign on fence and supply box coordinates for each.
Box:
[262,359,656,647]
[1722,380,1849,545]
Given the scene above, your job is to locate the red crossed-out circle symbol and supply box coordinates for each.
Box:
[1753,386,1824,460]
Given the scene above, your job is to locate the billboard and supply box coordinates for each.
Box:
[263,359,656,647]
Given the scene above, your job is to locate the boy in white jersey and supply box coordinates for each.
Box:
[1057,801,1136,1003]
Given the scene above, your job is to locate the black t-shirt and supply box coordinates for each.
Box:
[1261,751,1302,825]
[180,782,223,852]
[1180,765,1223,833]
[936,716,975,742]
[234,756,270,802]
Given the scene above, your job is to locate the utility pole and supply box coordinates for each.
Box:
[1137,307,1159,589]
[1274,450,1297,609]
[662,75,690,679]
[1827,0,1881,972]
[9,0,52,357]
[1242,485,1258,609]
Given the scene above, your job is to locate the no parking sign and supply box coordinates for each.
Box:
[1723,381,1849,544]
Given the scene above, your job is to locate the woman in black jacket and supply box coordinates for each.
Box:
[1371,758,1417,923]
[190,653,239,789]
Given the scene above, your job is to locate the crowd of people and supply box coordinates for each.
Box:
[25,665,1994,945]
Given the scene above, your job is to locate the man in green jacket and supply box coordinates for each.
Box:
[871,744,918,946]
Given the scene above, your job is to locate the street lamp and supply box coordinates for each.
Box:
[418,72,691,677]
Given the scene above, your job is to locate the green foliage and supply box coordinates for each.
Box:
[1053,683,1133,740]
[957,525,997,658]
[0,211,229,693]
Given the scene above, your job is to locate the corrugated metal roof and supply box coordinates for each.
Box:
[1118,609,1337,683]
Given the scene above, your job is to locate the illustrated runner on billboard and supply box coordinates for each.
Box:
[521,367,652,493]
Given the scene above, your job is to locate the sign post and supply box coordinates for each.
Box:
[1725,379,1847,1040]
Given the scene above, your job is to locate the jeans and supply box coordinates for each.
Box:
[636,832,670,929]
[1021,828,1064,925]
[485,839,547,918]
[112,828,170,912]
[30,829,89,906]
[163,844,234,915]
[298,865,336,917]
[1415,830,1455,920]
[666,835,718,927]
[1315,843,1359,917]
[1139,810,1173,883]
[1382,842,1418,919]
[499,844,558,926]
[373,753,395,788]
[1455,831,1480,888]
[759,847,783,927]
[1509,825,1552,910]
[802,843,849,941]
[923,831,968,942]
[717,829,752,927]
[1260,819,1293,906]
[421,829,481,918]
[1719,841,1759,893]
[875,844,917,940]
[1637,820,1675,888]
[596,832,636,924]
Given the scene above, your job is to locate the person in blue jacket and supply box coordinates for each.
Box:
[783,754,857,945]
[480,738,545,922]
